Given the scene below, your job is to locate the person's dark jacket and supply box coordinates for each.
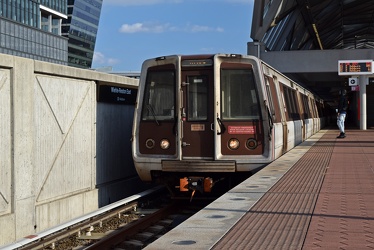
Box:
[338,94,348,114]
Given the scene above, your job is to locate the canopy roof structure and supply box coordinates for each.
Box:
[251,0,374,51]
[250,0,374,106]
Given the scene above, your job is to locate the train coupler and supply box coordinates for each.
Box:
[179,177,213,193]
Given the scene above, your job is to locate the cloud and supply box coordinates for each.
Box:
[225,0,254,3]
[188,24,224,33]
[93,52,120,66]
[119,22,224,33]
[119,22,174,33]
[104,0,182,6]
[104,0,251,6]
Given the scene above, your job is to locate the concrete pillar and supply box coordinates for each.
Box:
[247,42,266,59]
[359,75,367,130]
[13,57,36,237]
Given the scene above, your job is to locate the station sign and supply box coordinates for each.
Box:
[338,60,373,75]
[98,84,137,105]
[348,77,358,86]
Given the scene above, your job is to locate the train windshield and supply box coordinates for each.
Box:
[141,70,175,121]
[221,69,260,120]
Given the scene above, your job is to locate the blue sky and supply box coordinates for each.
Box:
[91,0,254,72]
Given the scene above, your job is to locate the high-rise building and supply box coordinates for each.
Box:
[0,0,68,65]
[62,0,103,69]
[0,0,103,69]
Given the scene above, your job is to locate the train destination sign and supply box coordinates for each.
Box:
[338,60,373,75]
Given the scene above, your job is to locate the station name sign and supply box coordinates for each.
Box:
[338,60,373,75]
[98,85,137,105]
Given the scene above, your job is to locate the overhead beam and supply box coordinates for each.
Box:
[251,49,374,73]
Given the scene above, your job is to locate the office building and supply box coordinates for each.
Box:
[0,0,103,69]
[62,0,103,68]
[0,0,68,65]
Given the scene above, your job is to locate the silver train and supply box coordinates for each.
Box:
[132,54,327,196]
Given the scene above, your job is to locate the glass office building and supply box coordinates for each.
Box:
[0,0,68,64]
[0,0,103,69]
[62,0,103,69]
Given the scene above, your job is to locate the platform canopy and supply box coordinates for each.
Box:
[251,0,374,51]
[249,0,374,107]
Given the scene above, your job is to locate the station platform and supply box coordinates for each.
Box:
[145,128,374,249]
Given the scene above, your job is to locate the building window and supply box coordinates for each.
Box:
[40,11,62,35]
[52,17,61,35]
[41,14,50,32]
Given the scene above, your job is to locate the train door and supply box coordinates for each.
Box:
[277,82,288,154]
[264,75,282,156]
[180,70,214,158]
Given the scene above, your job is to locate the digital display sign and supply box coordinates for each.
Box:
[182,59,213,67]
[338,60,373,75]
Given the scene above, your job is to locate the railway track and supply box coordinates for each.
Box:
[2,186,212,250]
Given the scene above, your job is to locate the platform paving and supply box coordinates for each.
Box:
[212,129,374,249]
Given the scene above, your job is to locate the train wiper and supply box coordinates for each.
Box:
[147,104,160,125]
[217,117,226,135]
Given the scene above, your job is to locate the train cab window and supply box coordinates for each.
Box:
[141,70,175,121]
[221,69,260,120]
[187,76,208,121]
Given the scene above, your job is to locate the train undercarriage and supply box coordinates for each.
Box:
[150,170,253,200]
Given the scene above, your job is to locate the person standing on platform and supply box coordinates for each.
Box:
[337,89,348,138]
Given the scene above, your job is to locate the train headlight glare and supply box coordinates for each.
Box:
[145,139,155,149]
[160,139,170,150]
[228,138,240,150]
[246,138,258,150]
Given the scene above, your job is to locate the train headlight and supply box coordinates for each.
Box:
[145,139,155,149]
[160,139,170,150]
[228,138,240,150]
[246,138,258,150]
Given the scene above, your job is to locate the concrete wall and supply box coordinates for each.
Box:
[96,103,152,207]
[0,53,139,246]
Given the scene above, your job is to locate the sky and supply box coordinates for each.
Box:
[91,0,254,72]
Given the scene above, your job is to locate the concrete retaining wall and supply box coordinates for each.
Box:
[0,53,139,246]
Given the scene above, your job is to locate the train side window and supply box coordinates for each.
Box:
[141,70,175,121]
[290,89,300,120]
[301,95,310,119]
[221,68,260,120]
[282,85,300,121]
[310,97,317,118]
[284,88,290,119]
[265,76,282,123]
[264,77,275,117]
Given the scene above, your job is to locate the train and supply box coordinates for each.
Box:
[132,54,328,197]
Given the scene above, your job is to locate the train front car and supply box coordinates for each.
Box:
[132,54,274,196]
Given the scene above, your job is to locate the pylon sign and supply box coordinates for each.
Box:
[338,60,373,75]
